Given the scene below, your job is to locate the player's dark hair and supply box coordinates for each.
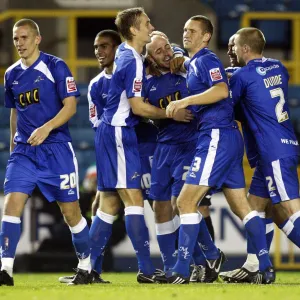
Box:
[190,15,214,39]
[96,30,122,46]
[236,27,266,54]
[115,7,145,41]
[13,19,40,36]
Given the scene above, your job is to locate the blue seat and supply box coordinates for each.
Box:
[0,106,10,127]
[253,20,290,46]
[0,129,11,151]
[0,168,6,190]
[0,151,9,168]
[70,128,95,150]
[75,150,96,182]
[219,18,240,45]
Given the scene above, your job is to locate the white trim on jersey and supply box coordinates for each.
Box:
[199,129,220,186]
[68,142,80,199]
[34,61,55,83]
[115,127,127,188]
[87,72,102,128]
[271,159,290,201]
[5,59,22,75]
[124,43,144,96]
[111,90,131,126]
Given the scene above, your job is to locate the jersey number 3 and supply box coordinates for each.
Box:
[270,87,289,123]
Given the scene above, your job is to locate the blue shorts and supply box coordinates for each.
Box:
[4,142,79,202]
[95,123,141,190]
[150,140,197,201]
[185,128,245,189]
[249,155,300,204]
[139,142,156,200]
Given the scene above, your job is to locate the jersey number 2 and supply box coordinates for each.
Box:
[270,88,289,123]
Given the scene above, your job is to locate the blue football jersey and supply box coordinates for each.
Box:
[144,72,198,143]
[226,66,259,168]
[230,57,299,163]
[186,48,236,130]
[87,70,111,129]
[4,52,80,144]
[102,42,145,127]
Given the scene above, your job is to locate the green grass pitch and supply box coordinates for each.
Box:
[0,272,300,300]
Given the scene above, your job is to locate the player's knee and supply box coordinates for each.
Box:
[59,202,82,225]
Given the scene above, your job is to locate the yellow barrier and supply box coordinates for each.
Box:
[241,12,300,84]
[0,9,118,81]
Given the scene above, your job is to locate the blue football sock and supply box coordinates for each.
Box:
[193,242,206,266]
[279,218,300,248]
[172,213,201,278]
[265,218,274,251]
[89,210,114,273]
[0,216,22,277]
[197,216,219,260]
[0,216,21,259]
[243,211,272,272]
[156,220,177,271]
[69,217,91,272]
[125,206,155,275]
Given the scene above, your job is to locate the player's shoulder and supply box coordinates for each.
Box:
[41,52,68,69]
[4,59,22,81]
[117,43,143,66]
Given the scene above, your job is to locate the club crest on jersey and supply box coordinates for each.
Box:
[66,77,77,93]
[209,68,222,81]
[133,78,142,93]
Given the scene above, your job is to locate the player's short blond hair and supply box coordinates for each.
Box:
[236,27,266,54]
[13,19,40,36]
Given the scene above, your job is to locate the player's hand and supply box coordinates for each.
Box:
[27,125,52,146]
[170,56,185,74]
[146,56,161,77]
[166,100,193,122]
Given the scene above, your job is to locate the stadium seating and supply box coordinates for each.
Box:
[201,0,298,46]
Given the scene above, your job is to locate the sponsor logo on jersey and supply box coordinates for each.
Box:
[256,64,280,76]
[150,85,157,92]
[12,81,19,85]
[66,77,77,93]
[209,68,223,81]
[133,78,142,93]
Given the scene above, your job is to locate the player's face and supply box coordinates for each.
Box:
[94,36,117,69]
[183,20,208,55]
[227,35,239,67]
[148,36,174,70]
[13,25,41,59]
[233,34,246,65]
[135,13,154,44]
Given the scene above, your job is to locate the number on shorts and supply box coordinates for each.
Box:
[192,157,201,172]
[266,176,276,192]
[141,173,151,189]
[270,88,289,123]
[182,166,190,181]
[60,172,77,190]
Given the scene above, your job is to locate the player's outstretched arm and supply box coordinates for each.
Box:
[129,97,193,122]
[27,96,77,146]
[10,108,17,153]
[166,82,228,118]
